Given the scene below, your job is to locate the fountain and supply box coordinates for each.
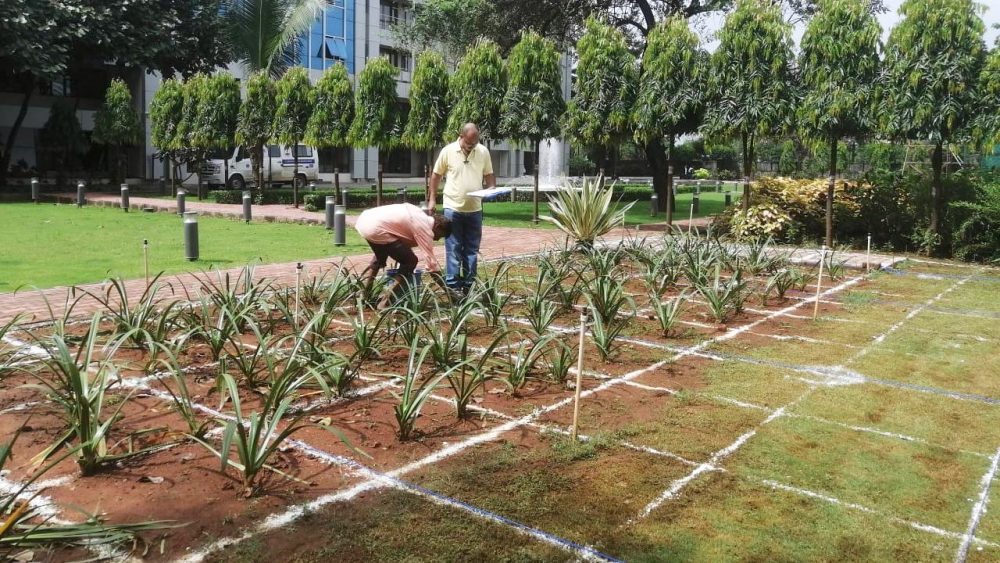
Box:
[537,137,569,192]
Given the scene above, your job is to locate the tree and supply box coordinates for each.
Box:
[703,0,796,213]
[273,66,313,206]
[563,17,637,176]
[501,31,565,223]
[402,51,451,195]
[446,39,507,143]
[882,0,985,249]
[349,56,401,203]
[92,78,141,184]
[305,62,354,198]
[236,72,277,192]
[222,0,325,78]
[194,73,241,195]
[39,99,84,188]
[974,44,1000,148]
[173,74,210,195]
[798,0,881,246]
[0,0,228,186]
[632,15,705,224]
[151,78,186,194]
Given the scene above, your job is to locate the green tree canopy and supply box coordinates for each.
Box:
[563,17,637,169]
[882,0,985,244]
[151,78,186,152]
[349,56,402,150]
[500,31,565,146]
[194,73,242,151]
[702,0,796,211]
[175,73,210,151]
[273,66,313,202]
[797,0,881,245]
[92,78,141,182]
[445,39,507,142]
[236,72,277,189]
[402,51,452,152]
[304,63,354,149]
[974,44,1000,147]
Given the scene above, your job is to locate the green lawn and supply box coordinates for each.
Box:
[480,191,737,228]
[0,203,369,292]
[338,191,738,228]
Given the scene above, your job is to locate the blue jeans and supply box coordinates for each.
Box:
[443,209,482,289]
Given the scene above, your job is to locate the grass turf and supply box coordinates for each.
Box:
[0,203,369,292]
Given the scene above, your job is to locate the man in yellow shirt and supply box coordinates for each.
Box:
[428,122,496,294]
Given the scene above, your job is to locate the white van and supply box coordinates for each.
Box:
[201,144,319,190]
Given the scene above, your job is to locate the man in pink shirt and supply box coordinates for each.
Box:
[355,203,452,307]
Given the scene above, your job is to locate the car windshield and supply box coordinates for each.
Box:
[206,148,234,160]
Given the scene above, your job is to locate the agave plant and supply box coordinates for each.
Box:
[589,310,630,361]
[423,290,482,372]
[0,314,24,374]
[734,236,778,276]
[538,250,583,310]
[502,334,555,394]
[0,427,175,551]
[696,266,749,324]
[541,176,635,249]
[582,275,634,327]
[83,274,183,349]
[648,291,688,338]
[192,370,314,497]
[544,339,574,384]
[19,315,153,475]
[181,296,251,362]
[188,265,271,333]
[822,248,848,281]
[475,261,514,329]
[223,317,278,389]
[305,346,354,397]
[447,333,503,418]
[148,351,214,440]
[393,342,449,440]
[641,251,683,297]
[763,267,806,305]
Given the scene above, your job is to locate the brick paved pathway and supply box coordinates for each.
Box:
[3,197,898,326]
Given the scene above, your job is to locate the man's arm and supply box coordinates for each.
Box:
[484,173,496,189]
[428,172,442,215]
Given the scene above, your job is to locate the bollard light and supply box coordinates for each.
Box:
[724,192,732,207]
[325,195,336,230]
[692,192,700,215]
[183,212,199,261]
[120,183,130,212]
[242,191,252,223]
[397,186,406,204]
[176,188,186,216]
[76,181,86,207]
[650,193,659,216]
[342,188,349,209]
[31,177,39,203]
[309,181,316,192]
[333,205,346,246]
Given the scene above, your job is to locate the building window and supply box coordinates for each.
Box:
[379,47,411,72]
[379,1,410,28]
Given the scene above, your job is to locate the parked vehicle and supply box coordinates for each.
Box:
[201,145,319,190]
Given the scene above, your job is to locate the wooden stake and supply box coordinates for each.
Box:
[813,245,826,320]
[570,307,589,441]
[143,239,149,288]
[688,202,694,235]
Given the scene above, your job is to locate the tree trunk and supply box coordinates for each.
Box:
[666,133,676,226]
[293,142,300,208]
[0,80,33,188]
[930,140,944,254]
[741,132,753,213]
[533,138,541,224]
[644,138,668,223]
[826,136,837,247]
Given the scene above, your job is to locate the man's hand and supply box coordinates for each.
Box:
[425,202,435,216]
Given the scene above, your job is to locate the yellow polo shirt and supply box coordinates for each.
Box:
[433,139,493,212]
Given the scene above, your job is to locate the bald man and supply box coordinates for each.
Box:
[428,123,496,295]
